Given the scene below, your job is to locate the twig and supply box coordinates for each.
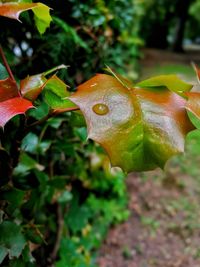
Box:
[52,106,80,114]
[25,112,54,132]
[49,204,64,263]
[0,45,17,83]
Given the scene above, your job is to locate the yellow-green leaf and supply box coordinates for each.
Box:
[0,2,52,34]
[136,74,193,96]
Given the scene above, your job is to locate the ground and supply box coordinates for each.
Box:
[97,48,200,267]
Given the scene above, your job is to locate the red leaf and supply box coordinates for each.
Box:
[0,78,19,101]
[0,78,33,127]
[0,97,33,128]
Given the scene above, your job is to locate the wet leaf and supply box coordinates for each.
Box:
[44,75,76,110]
[192,63,200,84]
[136,74,193,96]
[0,97,33,128]
[0,78,19,101]
[69,74,194,172]
[20,73,47,101]
[0,2,52,34]
[0,77,33,127]
[20,65,68,101]
[185,92,200,120]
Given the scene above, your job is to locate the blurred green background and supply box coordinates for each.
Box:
[1,0,200,266]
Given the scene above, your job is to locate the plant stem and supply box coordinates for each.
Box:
[24,107,80,135]
[0,45,16,83]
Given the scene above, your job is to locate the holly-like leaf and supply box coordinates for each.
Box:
[44,75,77,110]
[0,221,26,264]
[20,64,68,101]
[69,74,194,172]
[0,2,52,34]
[0,78,33,127]
[185,92,200,120]
[136,74,193,96]
[0,97,33,128]
[20,73,47,101]
[192,63,200,84]
[0,78,19,101]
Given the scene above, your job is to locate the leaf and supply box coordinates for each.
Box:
[69,74,194,172]
[44,75,77,110]
[32,3,52,34]
[14,153,44,175]
[0,63,8,79]
[0,2,52,34]
[0,97,33,128]
[0,221,26,264]
[105,65,134,89]
[185,92,200,120]
[0,78,19,101]
[53,16,90,51]
[20,73,47,100]
[192,62,200,84]
[136,74,193,96]
[20,65,68,101]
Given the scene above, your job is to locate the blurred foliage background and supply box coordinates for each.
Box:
[1,0,200,266]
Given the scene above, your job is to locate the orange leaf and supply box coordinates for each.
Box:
[185,92,200,119]
[69,74,194,172]
[0,2,37,21]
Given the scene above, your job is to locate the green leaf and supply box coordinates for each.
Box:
[0,2,52,34]
[0,221,26,264]
[57,191,73,204]
[69,73,194,172]
[14,153,44,175]
[136,74,193,96]
[53,16,90,51]
[44,75,77,110]
[20,65,67,101]
[0,246,7,265]
[0,63,7,79]
[32,3,52,34]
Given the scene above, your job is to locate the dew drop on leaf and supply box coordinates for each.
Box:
[92,103,109,115]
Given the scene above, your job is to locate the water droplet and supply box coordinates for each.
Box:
[92,103,109,115]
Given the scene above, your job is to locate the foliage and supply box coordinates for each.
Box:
[0,0,141,266]
[1,1,200,266]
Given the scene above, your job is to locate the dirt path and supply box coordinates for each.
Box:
[97,48,200,267]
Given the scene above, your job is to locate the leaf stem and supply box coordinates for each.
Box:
[0,45,16,83]
[25,107,80,132]
[43,64,69,76]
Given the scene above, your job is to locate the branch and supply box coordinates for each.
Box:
[23,107,80,137]
[26,112,53,130]
[0,45,17,83]
[49,204,64,264]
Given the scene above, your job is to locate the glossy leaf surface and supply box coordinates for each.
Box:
[0,78,33,127]
[70,74,194,172]
[136,74,193,96]
[0,2,52,34]
[20,65,67,101]
[44,75,76,110]
[185,92,200,120]
[20,73,47,100]
[0,78,19,101]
